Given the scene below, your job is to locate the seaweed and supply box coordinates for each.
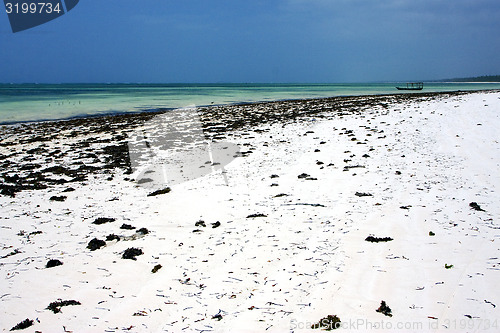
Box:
[195,220,207,227]
[122,247,143,260]
[469,202,485,211]
[246,213,267,218]
[211,221,221,228]
[376,301,392,317]
[92,217,116,225]
[87,238,106,251]
[152,264,162,273]
[10,318,33,331]
[46,300,81,313]
[49,195,67,202]
[46,259,63,268]
[136,227,149,235]
[365,236,393,243]
[147,187,171,197]
[120,223,136,230]
[311,315,341,330]
[106,234,120,241]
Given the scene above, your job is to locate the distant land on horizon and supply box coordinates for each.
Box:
[435,75,500,82]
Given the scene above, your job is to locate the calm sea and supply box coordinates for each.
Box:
[1,83,499,124]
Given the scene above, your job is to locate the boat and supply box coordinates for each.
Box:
[396,82,423,90]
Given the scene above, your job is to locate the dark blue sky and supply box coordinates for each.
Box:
[1,0,500,83]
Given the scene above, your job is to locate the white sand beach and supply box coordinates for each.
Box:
[1,90,499,332]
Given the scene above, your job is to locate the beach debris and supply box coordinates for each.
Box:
[429,231,436,236]
[106,234,120,241]
[195,220,207,227]
[46,259,63,268]
[311,314,341,330]
[395,170,402,175]
[343,165,365,171]
[282,203,326,207]
[87,238,106,251]
[469,202,485,211]
[49,195,67,202]
[10,318,34,331]
[400,205,411,210]
[212,221,221,228]
[133,310,148,316]
[355,192,373,197]
[297,173,317,180]
[246,213,267,218]
[1,249,21,259]
[365,236,393,243]
[152,264,162,273]
[122,248,143,260]
[445,264,454,269]
[147,187,171,197]
[92,217,116,225]
[270,174,279,178]
[273,193,289,198]
[376,301,393,317]
[212,310,223,321]
[120,223,136,230]
[46,300,81,313]
[136,227,149,235]
[484,300,496,308]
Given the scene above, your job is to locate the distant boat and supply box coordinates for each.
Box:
[396,82,424,90]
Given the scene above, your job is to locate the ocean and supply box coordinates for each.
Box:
[1,82,500,124]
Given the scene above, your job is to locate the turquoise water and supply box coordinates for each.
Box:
[1,83,500,124]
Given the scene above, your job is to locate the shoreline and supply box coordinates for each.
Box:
[1,89,499,332]
[1,88,499,126]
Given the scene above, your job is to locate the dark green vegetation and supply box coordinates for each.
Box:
[438,75,500,82]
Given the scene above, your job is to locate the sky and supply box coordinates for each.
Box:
[1,0,500,83]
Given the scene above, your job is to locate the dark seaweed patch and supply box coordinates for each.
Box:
[46,300,81,313]
[92,217,116,225]
[10,318,34,331]
[46,259,63,268]
[106,234,120,241]
[49,195,66,202]
[87,238,106,251]
[376,301,393,317]
[122,247,143,260]
[120,223,135,230]
[469,202,485,211]
[246,213,267,218]
[365,236,393,243]
[147,187,171,196]
[152,264,162,273]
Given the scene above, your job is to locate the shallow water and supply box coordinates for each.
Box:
[1,82,499,124]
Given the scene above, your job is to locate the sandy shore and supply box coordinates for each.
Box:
[1,90,499,332]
